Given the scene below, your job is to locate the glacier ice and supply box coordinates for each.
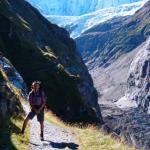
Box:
[47,1,147,37]
[26,0,147,37]
[26,0,142,16]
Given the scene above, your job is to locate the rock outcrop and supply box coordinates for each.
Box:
[0,58,24,122]
[0,55,27,96]
[114,108,150,150]
[126,38,150,112]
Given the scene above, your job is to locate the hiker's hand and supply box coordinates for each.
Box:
[36,110,40,115]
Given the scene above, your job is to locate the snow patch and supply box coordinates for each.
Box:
[116,96,137,108]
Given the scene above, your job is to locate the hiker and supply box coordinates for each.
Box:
[21,81,46,141]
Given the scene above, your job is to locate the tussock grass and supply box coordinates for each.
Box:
[45,111,134,150]
[75,127,134,150]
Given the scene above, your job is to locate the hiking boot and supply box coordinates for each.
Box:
[40,131,44,141]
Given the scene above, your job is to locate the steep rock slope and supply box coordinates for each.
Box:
[112,38,150,150]
[0,0,103,123]
[0,57,24,121]
[94,38,150,150]
[122,38,150,112]
[0,55,27,95]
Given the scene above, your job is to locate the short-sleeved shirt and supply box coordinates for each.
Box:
[28,91,45,106]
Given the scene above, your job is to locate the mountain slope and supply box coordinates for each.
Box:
[121,37,150,112]
[113,38,150,150]
[75,0,150,122]
[76,0,150,69]
[0,0,103,123]
[75,2,150,148]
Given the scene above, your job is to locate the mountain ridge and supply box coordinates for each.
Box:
[76,0,150,69]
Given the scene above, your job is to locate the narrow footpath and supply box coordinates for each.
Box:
[22,104,79,150]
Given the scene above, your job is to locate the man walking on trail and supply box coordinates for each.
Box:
[21,81,46,141]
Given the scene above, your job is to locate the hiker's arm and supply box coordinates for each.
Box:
[39,101,46,112]
[28,93,37,113]
[39,92,46,112]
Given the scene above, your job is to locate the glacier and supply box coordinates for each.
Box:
[26,0,148,38]
[27,0,142,16]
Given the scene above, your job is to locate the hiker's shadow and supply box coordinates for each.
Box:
[45,140,79,150]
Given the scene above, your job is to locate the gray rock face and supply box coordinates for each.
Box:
[126,38,150,113]
[0,81,24,119]
[0,56,25,119]
[115,109,150,150]
[100,38,150,150]
[0,56,27,96]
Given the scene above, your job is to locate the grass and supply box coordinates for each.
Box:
[75,127,134,150]
[44,111,134,150]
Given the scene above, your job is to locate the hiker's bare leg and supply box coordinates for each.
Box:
[40,121,44,140]
[40,121,44,133]
[21,117,29,133]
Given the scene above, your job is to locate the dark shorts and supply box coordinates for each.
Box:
[27,110,44,122]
